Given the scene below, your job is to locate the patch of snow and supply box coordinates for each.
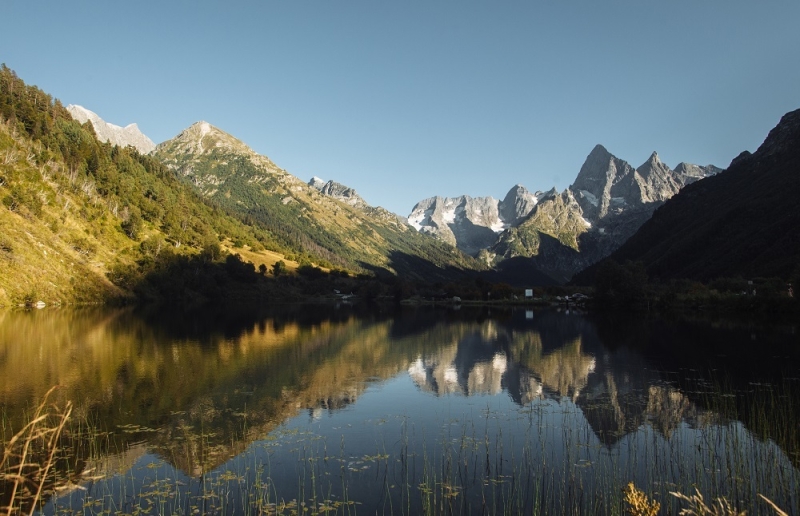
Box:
[442,207,456,224]
[599,227,606,234]
[580,190,598,207]
[200,122,211,138]
[611,197,626,205]
[408,216,424,231]
[408,208,432,231]
[490,220,507,233]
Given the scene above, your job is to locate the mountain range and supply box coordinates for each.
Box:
[152,121,481,280]
[573,107,800,285]
[408,147,720,281]
[54,101,727,284]
[3,64,798,305]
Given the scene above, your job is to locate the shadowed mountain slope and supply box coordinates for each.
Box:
[573,108,800,284]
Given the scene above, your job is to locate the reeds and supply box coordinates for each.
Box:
[7,381,797,515]
[0,386,72,515]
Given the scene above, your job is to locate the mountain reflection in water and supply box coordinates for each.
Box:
[1,305,798,514]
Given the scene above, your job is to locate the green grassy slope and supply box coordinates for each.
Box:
[154,122,484,280]
[0,65,296,305]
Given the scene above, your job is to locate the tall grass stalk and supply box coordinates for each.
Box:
[0,386,72,515]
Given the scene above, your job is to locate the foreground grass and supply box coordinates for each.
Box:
[2,386,796,515]
[1,387,71,515]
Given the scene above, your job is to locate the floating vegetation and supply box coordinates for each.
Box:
[34,396,790,515]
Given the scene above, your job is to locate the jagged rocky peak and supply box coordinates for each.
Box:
[576,107,800,284]
[673,162,722,185]
[634,151,681,203]
[574,145,636,188]
[66,104,156,154]
[638,151,664,173]
[499,184,539,226]
[572,144,616,189]
[406,142,723,282]
[752,107,800,160]
[308,176,326,190]
[409,195,497,229]
[571,145,637,220]
[309,177,367,209]
[407,195,505,254]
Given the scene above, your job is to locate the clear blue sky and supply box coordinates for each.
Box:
[2,1,799,216]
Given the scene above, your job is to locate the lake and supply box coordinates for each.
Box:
[1,304,798,515]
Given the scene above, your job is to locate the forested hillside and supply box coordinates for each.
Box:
[0,65,298,305]
[0,66,484,306]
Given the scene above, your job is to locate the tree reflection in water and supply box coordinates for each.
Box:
[0,305,797,514]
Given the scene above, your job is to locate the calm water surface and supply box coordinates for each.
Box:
[1,305,798,514]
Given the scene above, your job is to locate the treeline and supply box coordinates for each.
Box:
[591,259,800,313]
[0,64,278,251]
[0,64,307,304]
[123,244,540,307]
[0,64,495,306]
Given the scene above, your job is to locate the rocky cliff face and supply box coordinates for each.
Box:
[408,195,502,254]
[407,186,546,256]
[499,185,540,226]
[673,162,723,186]
[67,104,156,154]
[408,146,719,281]
[308,177,368,210]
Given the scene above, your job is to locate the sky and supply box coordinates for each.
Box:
[2,1,799,216]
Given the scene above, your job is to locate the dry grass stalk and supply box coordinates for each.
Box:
[757,494,789,516]
[623,482,660,516]
[0,386,72,516]
[670,488,746,516]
